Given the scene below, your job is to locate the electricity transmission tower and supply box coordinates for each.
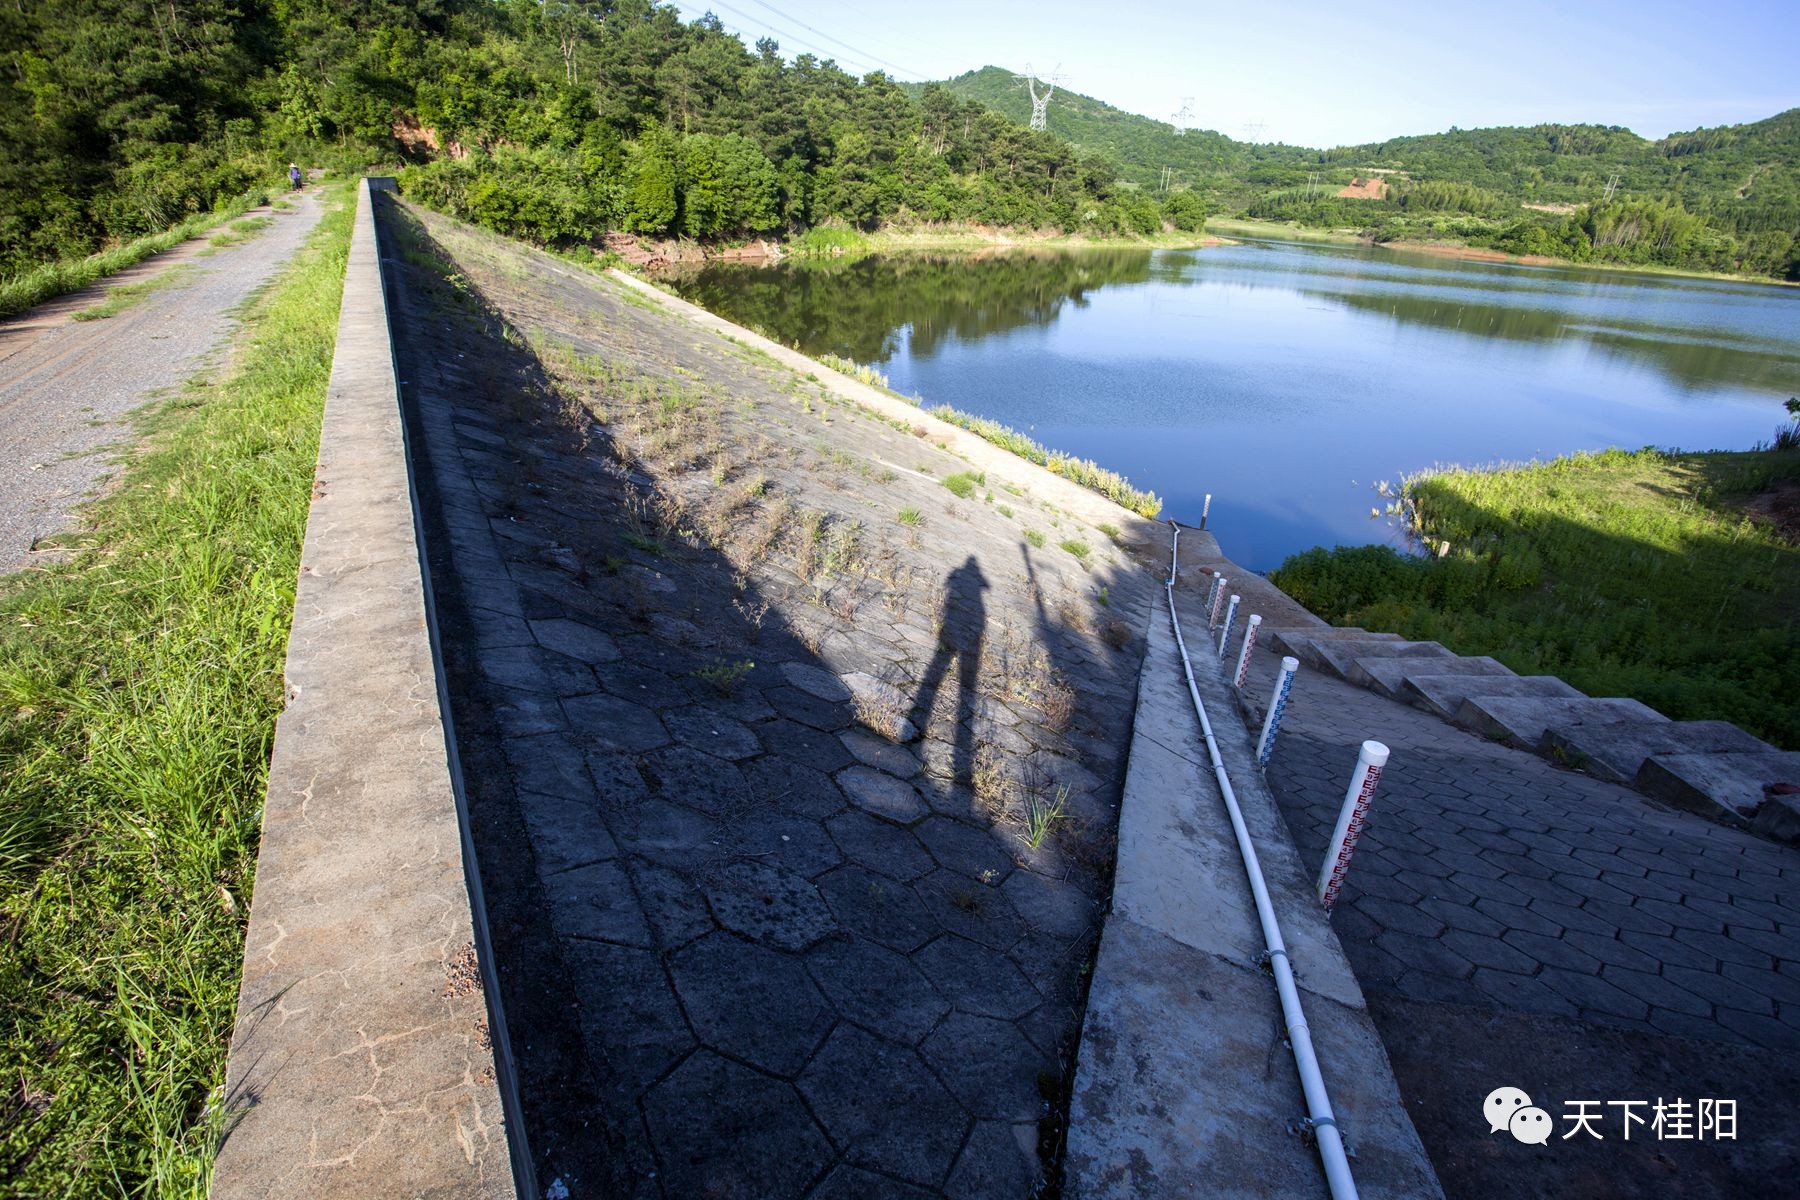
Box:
[1602,172,1621,202]
[1240,119,1267,144]
[1023,64,1061,132]
[1171,97,1195,135]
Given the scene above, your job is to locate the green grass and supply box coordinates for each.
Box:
[1025,529,1047,549]
[898,506,924,527]
[942,471,983,500]
[69,266,194,322]
[0,184,275,319]
[1271,446,1800,748]
[0,184,353,1195]
[927,405,1161,517]
[205,216,273,249]
[1059,538,1093,566]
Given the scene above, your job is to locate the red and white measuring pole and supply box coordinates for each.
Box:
[1317,740,1390,911]
[1208,576,1230,630]
[1233,614,1263,688]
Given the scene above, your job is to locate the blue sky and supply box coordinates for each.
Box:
[667,0,1800,147]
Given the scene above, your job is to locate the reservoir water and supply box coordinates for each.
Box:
[667,239,1800,571]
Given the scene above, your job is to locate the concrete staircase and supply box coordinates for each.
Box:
[1258,626,1800,843]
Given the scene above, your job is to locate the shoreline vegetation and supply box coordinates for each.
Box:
[1206,217,1800,287]
[1270,445,1800,749]
[0,184,352,1196]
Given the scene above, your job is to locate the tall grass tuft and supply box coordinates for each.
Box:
[926,404,1162,517]
[0,185,353,1195]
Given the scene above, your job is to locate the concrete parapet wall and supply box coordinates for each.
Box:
[212,179,522,1198]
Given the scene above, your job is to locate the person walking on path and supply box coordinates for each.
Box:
[288,162,302,191]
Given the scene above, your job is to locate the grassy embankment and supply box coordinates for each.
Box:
[1272,447,1800,749]
[0,187,280,320]
[803,352,1162,517]
[0,184,352,1196]
[1208,216,1800,287]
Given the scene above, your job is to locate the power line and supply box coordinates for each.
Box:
[671,0,924,81]
[737,0,928,80]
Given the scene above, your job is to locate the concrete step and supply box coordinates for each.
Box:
[1545,720,1774,786]
[1404,673,1581,721]
[1354,655,1513,701]
[1305,638,1452,680]
[1455,695,1666,749]
[1636,750,1800,827]
[1262,627,1400,659]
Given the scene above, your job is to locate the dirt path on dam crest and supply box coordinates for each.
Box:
[0,190,325,575]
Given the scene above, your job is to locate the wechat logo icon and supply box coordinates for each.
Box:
[1485,1086,1552,1146]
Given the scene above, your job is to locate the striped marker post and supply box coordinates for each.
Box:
[1202,573,1222,625]
[1255,656,1299,769]
[1208,576,1230,630]
[1317,740,1391,910]
[1217,594,1240,658]
[1233,614,1263,688]
[1202,493,1212,529]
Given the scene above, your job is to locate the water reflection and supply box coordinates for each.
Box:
[665,240,1800,568]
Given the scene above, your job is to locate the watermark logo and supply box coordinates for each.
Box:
[1484,1087,1737,1145]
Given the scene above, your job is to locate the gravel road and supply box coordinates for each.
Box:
[0,190,326,574]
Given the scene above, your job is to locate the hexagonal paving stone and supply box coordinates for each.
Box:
[817,865,939,953]
[826,810,935,881]
[662,705,762,761]
[627,858,716,950]
[913,935,1041,1019]
[1000,870,1095,941]
[780,661,854,701]
[944,1120,1041,1199]
[743,755,846,819]
[797,1026,968,1187]
[609,796,723,862]
[541,859,653,947]
[641,746,753,817]
[703,862,838,952]
[562,940,694,1101]
[530,616,622,664]
[759,719,858,775]
[915,868,1026,949]
[838,766,929,825]
[920,1013,1046,1121]
[767,685,854,732]
[517,790,617,877]
[807,938,948,1044]
[670,932,835,1076]
[840,728,925,778]
[726,807,843,879]
[562,692,670,753]
[644,1051,832,1200]
[915,817,1016,884]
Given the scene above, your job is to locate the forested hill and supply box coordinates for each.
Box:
[0,0,1212,283]
[929,66,1800,279]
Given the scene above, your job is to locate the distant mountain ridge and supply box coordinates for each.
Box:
[917,66,1799,277]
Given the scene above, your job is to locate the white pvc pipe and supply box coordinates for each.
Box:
[1202,492,1212,528]
[1217,593,1241,658]
[1203,573,1223,624]
[1164,523,1360,1200]
[1317,741,1390,910]
[1208,575,1230,629]
[1257,656,1300,769]
[1234,614,1263,689]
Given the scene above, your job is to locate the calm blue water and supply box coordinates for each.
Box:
[669,240,1800,570]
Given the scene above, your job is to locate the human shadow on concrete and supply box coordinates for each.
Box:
[909,555,990,806]
[381,195,1160,1199]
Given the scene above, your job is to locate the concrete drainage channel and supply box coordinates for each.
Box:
[1064,524,1441,1198]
